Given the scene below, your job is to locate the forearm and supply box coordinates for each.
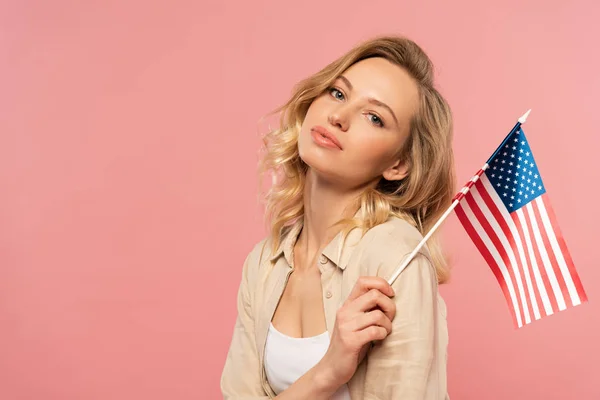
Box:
[274,361,341,400]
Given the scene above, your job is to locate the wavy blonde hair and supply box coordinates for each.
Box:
[258,35,456,284]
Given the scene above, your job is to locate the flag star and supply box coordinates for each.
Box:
[538,185,542,189]
[519,191,523,195]
[515,172,520,176]
[494,159,499,163]
[509,203,513,207]
[520,149,524,153]
[508,169,512,174]
[499,175,503,180]
[525,194,529,199]
[520,183,524,188]
[511,154,515,158]
[512,188,516,192]
[513,138,519,142]
[512,146,516,150]
[503,193,507,197]
[500,167,504,172]
[497,183,501,187]
[506,177,511,181]
[529,171,532,176]
[527,178,531,183]
[523,168,527,172]
[518,156,522,161]
[521,141,525,145]
[531,189,535,194]
[511,195,515,200]
[509,162,514,166]
[503,152,508,156]
[526,151,530,156]
[531,163,535,168]
[505,185,509,189]
[526,186,530,191]
[534,174,539,179]
[505,145,509,148]
[501,160,506,164]
[514,179,518,184]
[518,199,522,203]
[491,174,495,178]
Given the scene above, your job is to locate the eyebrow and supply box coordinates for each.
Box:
[337,75,399,126]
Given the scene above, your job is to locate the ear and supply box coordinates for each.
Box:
[382,158,409,181]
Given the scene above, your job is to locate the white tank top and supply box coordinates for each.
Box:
[264,323,352,399]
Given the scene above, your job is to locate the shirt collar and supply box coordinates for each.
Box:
[268,209,363,270]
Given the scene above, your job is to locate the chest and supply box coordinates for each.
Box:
[271,260,328,338]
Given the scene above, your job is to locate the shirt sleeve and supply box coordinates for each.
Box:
[220,248,270,400]
[360,230,442,399]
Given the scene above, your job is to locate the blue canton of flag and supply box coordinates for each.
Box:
[486,127,546,213]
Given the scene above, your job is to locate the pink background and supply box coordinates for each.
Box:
[1,0,599,398]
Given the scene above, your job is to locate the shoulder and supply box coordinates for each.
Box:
[241,236,273,284]
[354,216,435,282]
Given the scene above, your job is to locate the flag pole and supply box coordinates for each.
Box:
[387,109,532,286]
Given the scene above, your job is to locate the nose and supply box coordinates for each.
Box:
[327,105,350,132]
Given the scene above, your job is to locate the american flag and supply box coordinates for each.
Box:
[454,124,587,328]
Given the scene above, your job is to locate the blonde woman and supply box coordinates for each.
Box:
[221,36,454,399]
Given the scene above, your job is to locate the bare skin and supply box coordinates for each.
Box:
[271,57,421,398]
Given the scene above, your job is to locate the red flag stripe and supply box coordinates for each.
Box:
[478,177,548,320]
[514,208,560,315]
[465,187,530,325]
[473,179,539,322]
[529,200,573,307]
[456,200,523,327]
[539,196,588,302]
[522,203,568,311]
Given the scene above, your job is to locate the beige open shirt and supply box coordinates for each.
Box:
[221,215,450,399]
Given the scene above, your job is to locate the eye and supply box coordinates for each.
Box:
[368,113,385,128]
[328,87,345,101]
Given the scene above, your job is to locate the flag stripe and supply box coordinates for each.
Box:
[477,177,542,321]
[530,199,574,307]
[456,200,523,327]
[540,195,588,302]
[506,206,552,318]
[468,184,531,324]
[524,203,567,310]
[536,197,584,304]
[515,209,558,315]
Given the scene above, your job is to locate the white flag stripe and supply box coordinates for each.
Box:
[459,200,523,327]
[471,184,532,324]
[525,203,567,311]
[535,197,581,306]
[479,177,541,321]
[515,209,554,316]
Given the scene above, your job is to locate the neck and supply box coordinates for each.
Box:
[294,169,364,270]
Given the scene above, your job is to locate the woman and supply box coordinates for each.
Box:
[221,35,455,399]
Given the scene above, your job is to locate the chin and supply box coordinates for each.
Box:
[298,139,335,171]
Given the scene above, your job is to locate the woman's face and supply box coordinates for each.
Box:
[298,57,419,189]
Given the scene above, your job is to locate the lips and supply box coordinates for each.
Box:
[310,126,343,150]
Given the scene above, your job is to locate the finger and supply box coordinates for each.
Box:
[351,309,392,334]
[357,325,389,345]
[351,289,396,322]
[345,276,394,304]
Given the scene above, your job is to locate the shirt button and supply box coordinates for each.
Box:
[319,255,328,264]
[325,291,333,299]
